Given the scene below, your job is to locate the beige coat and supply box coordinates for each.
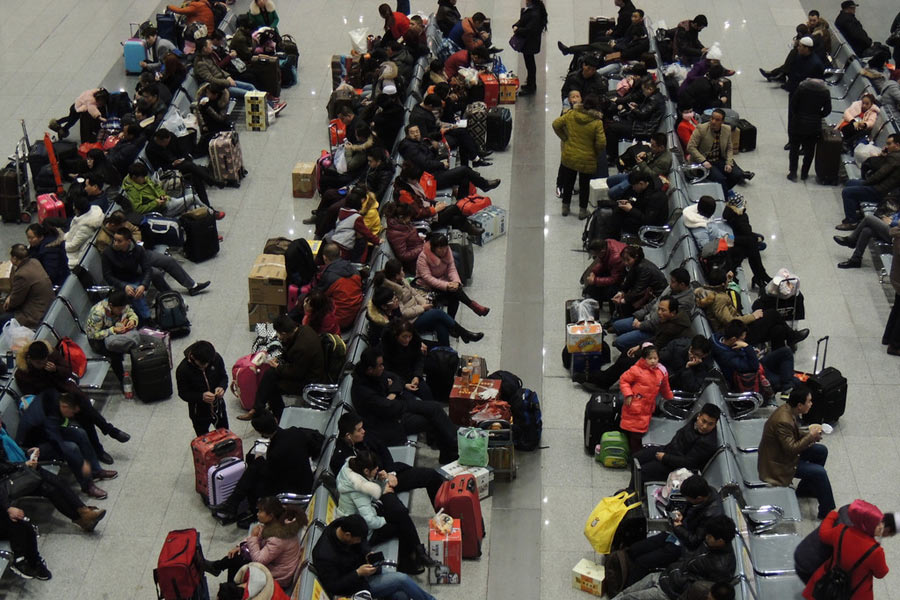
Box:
[757,403,817,486]
[686,121,734,167]
[6,257,54,328]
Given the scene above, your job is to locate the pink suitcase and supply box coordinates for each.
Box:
[207,456,247,515]
[231,353,271,410]
[37,193,65,223]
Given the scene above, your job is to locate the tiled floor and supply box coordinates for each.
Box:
[0,0,897,598]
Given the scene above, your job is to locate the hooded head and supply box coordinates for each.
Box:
[849,499,884,537]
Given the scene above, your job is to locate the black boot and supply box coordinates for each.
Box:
[200,558,223,576]
[451,323,484,343]
[415,544,440,569]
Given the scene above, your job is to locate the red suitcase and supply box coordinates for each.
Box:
[153,528,208,600]
[190,429,243,498]
[435,474,485,558]
[479,73,499,109]
[37,193,65,223]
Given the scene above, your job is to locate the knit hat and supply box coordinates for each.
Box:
[706,43,723,61]
[382,81,398,95]
[849,499,883,537]
[799,36,814,48]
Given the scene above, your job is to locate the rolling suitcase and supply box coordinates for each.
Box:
[130,339,173,402]
[815,126,843,185]
[435,474,485,558]
[465,102,488,152]
[231,354,271,410]
[584,393,620,455]
[209,131,244,184]
[797,336,847,425]
[179,211,219,262]
[191,429,243,498]
[447,228,474,285]
[485,107,512,151]
[737,119,757,152]
[207,456,246,507]
[589,16,616,43]
[156,12,181,47]
[153,528,209,600]
[0,167,20,223]
[253,56,281,97]
[123,24,146,75]
[36,193,65,223]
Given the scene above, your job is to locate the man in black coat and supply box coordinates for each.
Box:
[787,78,831,181]
[145,128,226,215]
[212,411,323,520]
[0,480,51,580]
[397,125,500,197]
[784,37,825,94]
[611,171,669,238]
[560,54,609,102]
[677,64,729,113]
[175,340,229,436]
[408,94,490,167]
[629,403,721,490]
[835,0,874,56]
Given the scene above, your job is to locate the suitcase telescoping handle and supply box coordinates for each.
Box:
[813,336,829,374]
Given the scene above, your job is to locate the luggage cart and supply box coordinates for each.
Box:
[479,419,517,480]
[0,120,34,223]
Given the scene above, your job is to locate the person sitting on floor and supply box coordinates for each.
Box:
[0,415,106,532]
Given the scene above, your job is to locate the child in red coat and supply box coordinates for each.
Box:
[618,344,673,453]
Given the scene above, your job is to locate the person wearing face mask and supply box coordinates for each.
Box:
[801,499,891,599]
[330,412,444,505]
[676,108,699,150]
[617,344,674,454]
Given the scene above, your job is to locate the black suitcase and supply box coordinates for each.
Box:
[0,168,20,223]
[815,126,843,185]
[737,118,757,152]
[485,107,512,151]
[253,56,281,97]
[718,78,732,109]
[179,211,220,263]
[588,16,616,43]
[130,340,173,402]
[448,228,474,285]
[798,336,847,425]
[584,393,620,454]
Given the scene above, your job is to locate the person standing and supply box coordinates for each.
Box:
[552,94,606,219]
[884,224,900,355]
[511,0,548,96]
[176,341,230,437]
[787,78,830,182]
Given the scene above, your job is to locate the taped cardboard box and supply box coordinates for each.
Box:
[248,303,285,330]
[292,162,316,198]
[248,254,287,305]
[572,558,605,596]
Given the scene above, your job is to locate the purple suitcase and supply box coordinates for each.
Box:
[207,457,246,515]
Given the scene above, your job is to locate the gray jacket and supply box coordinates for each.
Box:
[633,285,696,331]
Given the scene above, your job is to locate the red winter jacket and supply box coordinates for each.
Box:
[386,218,424,274]
[167,1,215,33]
[803,511,888,600]
[618,358,673,433]
[325,274,363,329]
[587,238,627,287]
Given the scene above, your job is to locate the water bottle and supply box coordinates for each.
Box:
[122,370,134,400]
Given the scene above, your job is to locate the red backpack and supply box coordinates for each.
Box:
[57,338,87,379]
[153,528,207,600]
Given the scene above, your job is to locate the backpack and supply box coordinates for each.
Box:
[320,332,347,383]
[510,388,543,451]
[285,238,317,287]
[263,236,292,255]
[424,346,459,402]
[812,527,880,600]
[487,370,523,403]
[57,337,87,379]
[731,364,773,402]
[153,291,191,337]
[210,1,227,27]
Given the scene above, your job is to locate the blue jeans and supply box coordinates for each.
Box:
[228,80,256,99]
[368,571,437,600]
[414,308,455,346]
[841,179,881,222]
[796,444,835,519]
[39,425,102,489]
[606,172,632,200]
[611,317,653,351]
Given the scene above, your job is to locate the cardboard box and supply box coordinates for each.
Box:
[248,254,287,305]
[566,322,604,353]
[0,261,12,293]
[498,75,519,104]
[245,91,269,131]
[439,461,494,499]
[248,303,285,330]
[589,178,609,206]
[572,559,605,596]
[292,162,316,198]
[428,519,462,584]
[469,205,508,246]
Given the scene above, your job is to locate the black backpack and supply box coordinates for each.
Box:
[153,291,191,337]
[812,527,880,600]
[423,346,459,402]
[285,239,317,287]
[320,333,347,384]
[487,370,523,403]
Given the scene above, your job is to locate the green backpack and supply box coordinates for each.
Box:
[596,431,630,469]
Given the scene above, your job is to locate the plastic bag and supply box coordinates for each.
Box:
[0,319,34,354]
[574,298,600,322]
[662,62,688,86]
[161,108,188,137]
[766,268,800,299]
[457,427,489,467]
[333,146,349,174]
[349,28,369,53]
[854,142,881,167]
[458,67,479,87]
[584,491,641,554]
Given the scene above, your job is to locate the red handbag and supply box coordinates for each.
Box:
[456,195,492,216]
[420,172,437,201]
[328,118,346,147]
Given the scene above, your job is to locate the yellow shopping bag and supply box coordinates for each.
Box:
[583,491,641,554]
